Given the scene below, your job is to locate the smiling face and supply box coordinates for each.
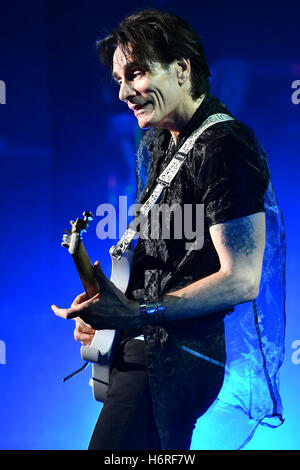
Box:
[112,46,192,133]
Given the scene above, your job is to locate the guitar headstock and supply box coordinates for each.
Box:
[62,211,93,255]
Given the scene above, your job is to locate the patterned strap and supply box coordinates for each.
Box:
[111,113,234,259]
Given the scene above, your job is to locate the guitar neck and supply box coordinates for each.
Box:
[72,240,99,299]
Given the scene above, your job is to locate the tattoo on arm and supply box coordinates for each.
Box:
[216,217,256,256]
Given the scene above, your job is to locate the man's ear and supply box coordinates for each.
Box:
[176,58,191,86]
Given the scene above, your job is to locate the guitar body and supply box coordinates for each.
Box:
[80,247,133,402]
[61,212,134,403]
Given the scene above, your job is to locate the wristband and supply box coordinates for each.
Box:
[139,299,166,326]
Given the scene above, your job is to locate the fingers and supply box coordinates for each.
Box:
[75,318,95,334]
[93,260,104,279]
[71,292,88,307]
[93,260,109,283]
[93,260,115,294]
[74,322,95,346]
[51,292,100,320]
[76,334,94,346]
[51,304,78,320]
[73,316,93,328]
[51,304,70,319]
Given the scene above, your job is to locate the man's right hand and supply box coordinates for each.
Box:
[74,317,96,346]
[69,291,96,346]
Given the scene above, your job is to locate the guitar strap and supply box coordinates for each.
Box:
[62,113,234,383]
[111,113,234,259]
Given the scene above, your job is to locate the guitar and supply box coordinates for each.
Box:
[61,211,133,402]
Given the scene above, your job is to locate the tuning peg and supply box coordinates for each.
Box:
[83,211,93,221]
[62,233,71,241]
[62,233,71,245]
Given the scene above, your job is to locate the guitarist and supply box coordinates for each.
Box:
[52,9,285,450]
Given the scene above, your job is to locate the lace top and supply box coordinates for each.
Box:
[125,93,286,449]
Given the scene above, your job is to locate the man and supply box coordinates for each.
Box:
[52,9,285,450]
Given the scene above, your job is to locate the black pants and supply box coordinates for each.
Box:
[88,339,161,450]
[88,337,224,450]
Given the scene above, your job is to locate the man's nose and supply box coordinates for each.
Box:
[119,80,136,102]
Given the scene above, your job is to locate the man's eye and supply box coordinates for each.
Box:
[132,71,143,79]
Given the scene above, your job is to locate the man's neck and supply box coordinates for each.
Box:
[169,93,206,143]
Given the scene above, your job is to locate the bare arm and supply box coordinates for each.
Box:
[162,212,266,319]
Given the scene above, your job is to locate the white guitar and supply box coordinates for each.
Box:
[61,211,133,402]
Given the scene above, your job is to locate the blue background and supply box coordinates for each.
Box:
[0,0,299,450]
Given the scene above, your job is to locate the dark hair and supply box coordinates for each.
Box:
[96,9,211,99]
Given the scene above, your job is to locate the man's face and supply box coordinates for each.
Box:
[112,46,183,129]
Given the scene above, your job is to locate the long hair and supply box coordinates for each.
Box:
[96,9,212,99]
